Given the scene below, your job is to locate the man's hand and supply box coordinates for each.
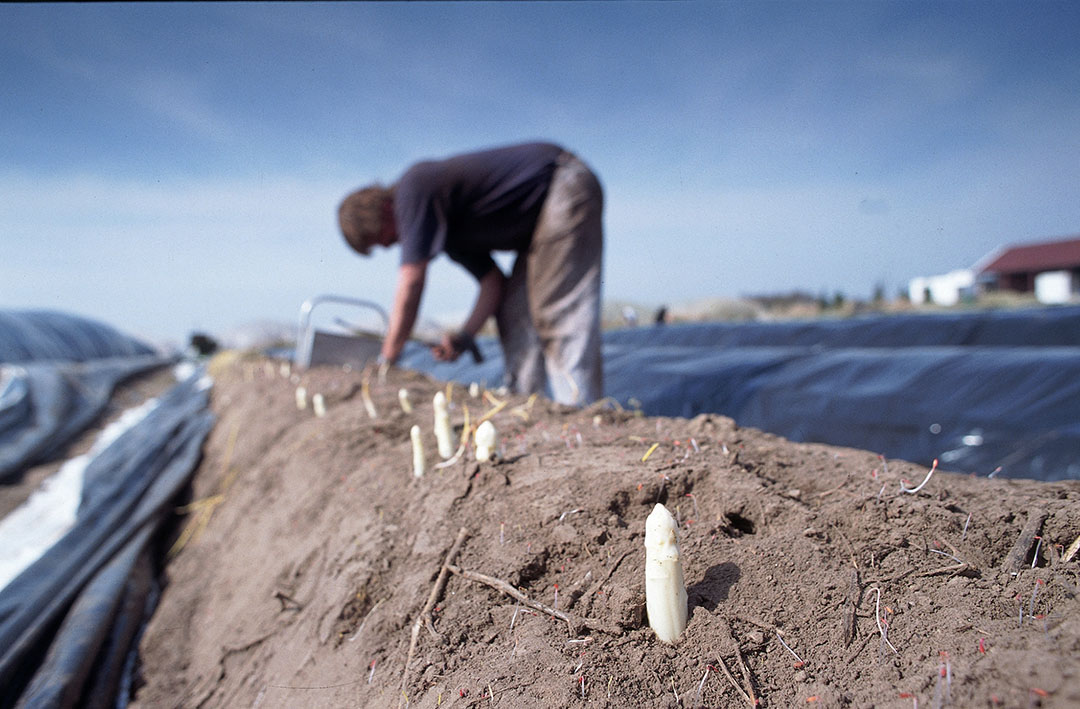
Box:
[432,331,475,362]
[430,267,500,363]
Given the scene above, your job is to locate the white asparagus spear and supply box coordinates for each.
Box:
[295,386,307,410]
[433,391,454,459]
[398,388,413,413]
[410,425,425,478]
[475,420,496,462]
[644,503,688,643]
[312,393,326,417]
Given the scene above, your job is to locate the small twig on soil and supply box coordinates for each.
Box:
[842,567,861,646]
[478,399,508,425]
[734,646,758,708]
[816,482,849,498]
[399,527,469,707]
[1001,509,1048,575]
[843,633,873,667]
[569,549,632,613]
[712,657,752,708]
[445,564,622,635]
[360,375,377,419]
[1064,533,1080,563]
[719,621,759,707]
[867,567,915,586]
[917,562,972,578]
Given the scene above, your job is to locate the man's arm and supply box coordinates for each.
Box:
[382,261,427,364]
[433,266,505,361]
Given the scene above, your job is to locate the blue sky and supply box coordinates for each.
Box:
[2,1,1078,347]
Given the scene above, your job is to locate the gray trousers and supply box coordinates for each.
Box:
[496,152,604,406]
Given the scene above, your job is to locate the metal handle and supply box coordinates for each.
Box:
[295,294,389,369]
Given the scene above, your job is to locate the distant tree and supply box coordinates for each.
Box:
[871,282,886,304]
[745,290,817,310]
[832,291,846,309]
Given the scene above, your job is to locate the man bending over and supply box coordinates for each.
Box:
[338,141,604,406]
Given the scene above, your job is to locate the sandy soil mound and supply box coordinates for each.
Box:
[132,354,1080,708]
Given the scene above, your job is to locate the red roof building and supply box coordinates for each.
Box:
[977,235,1080,294]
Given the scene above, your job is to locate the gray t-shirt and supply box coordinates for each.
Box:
[394,142,563,280]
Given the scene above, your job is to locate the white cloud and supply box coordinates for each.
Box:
[10,18,238,145]
[129,71,236,144]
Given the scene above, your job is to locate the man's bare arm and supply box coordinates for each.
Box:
[382,261,427,364]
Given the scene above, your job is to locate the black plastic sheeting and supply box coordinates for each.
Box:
[603,306,1080,349]
[0,311,154,364]
[400,305,1080,481]
[0,374,213,707]
[0,357,172,483]
[0,308,174,482]
[0,310,214,707]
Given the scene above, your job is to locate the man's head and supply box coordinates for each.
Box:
[338,185,396,256]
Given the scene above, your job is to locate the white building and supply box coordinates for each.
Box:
[908,269,975,306]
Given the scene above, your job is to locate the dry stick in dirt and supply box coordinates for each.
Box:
[567,549,632,614]
[712,653,754,708]
[399,527,469,707]
[841,567,861,647]
[444,565,623,636]
[1065,532,1080,563]
[721,621,759,707]
[1000,508,1048,575]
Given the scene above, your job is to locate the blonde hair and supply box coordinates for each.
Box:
[338,185,392,255]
